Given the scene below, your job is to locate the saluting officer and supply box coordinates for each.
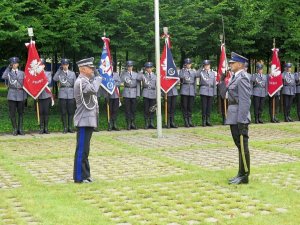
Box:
[224,52,251,185]
[251,63,268,124]
[53,58,77,133]
[199,60,216,126]
[2,57,27,135]
[38,58,52,134]
[106,71,121,131]
[120,60,142,130]
[179,58,199,127]
[73,57,102,183]
[142,62,157,129]
[282,63,296,122]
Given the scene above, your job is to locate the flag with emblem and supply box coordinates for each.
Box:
[268,48,283,97]
[160,37,179,93]
[98,37,116,95]
[217,43,227,83]
[23,41,53,104]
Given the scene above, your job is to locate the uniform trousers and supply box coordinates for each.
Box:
[181,95,194,118]
[283,94,294,118]
[253,96,265,116]
[124,97,137,120]
[38,98,51,119]
[144,97,156,119]
[73,127,94,182]
[59,98,75,117]
[8,100,25,120]
[201,95,213,117]
[268,95,280,117]
[167,96,177,118]
[105,98,119,121]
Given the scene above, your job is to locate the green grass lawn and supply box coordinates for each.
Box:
[0,123,299,225]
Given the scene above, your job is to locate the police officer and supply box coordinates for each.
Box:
[142,62,157,129]
[120,61,142,130]
[167,83,179,128]
[53,58,76,133]
[105,71,121,131]
[251,63,268,124]
[199,60,216,126]
[179,58,199,127]
[38,58,52,134]
[219,70,231,125]
[73,57,102,183]
[224,52,251,185]
[2,57,27,135]
[282,63,296,122]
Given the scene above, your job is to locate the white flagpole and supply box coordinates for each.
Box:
[154,0,162,138]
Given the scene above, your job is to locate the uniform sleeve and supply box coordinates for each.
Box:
[81,76,102,95]
[237,75,251,123]
[53,70,60,81]
[136,72,143,81]
[1,67,10,80]
[120,71,125,82]
[114,73,121,87]
[179,69,184,78]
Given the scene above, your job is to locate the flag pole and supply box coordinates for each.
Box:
[155,0,162,138]
[272,38,276,119]
[163,27,168,127]
[28,27,40,125]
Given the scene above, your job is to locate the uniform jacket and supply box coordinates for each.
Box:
[38,71,52,99]
[295,73,300,93]
[2,67,27,101]
[142,72,157,99]
[73,74,102,128]
[282,72,296,95]
[223,70,252,125]
[53,69,76,99]
[179,69,199,96]
[251,73,268,97]
[167,85,179,97]
[120,71,142,98]
[199,69,216,97]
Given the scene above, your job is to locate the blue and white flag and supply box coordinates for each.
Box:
[98,37,115,95]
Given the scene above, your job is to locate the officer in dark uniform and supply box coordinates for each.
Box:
[105,71,121,131]
[251,63,268,124]
[199,60,216,126]
[167,83,179,128]
[2,57,27,135]
[53,58,77,133]
[282,63,296,122]
[120,61,142,130]
[38,58,52,134]
[142,62,157,129]
[179,58,199,127]
[73,57,102,183]
[222,52,251,185]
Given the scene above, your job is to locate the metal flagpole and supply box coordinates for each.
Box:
[154,0,162,138]
[272,38,276,118]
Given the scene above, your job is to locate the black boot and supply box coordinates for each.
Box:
[274,117,280,123]
[170,117,178,128]
[112,120,120,131]
[131,119,137,130]
[298,112,300,121]
[68,115,74,133]
[44,116,50,134]
[167,117,171,129]
[149,118,155,129]
[144,119,149,129]
[108,119,113,131]
[206,116,212,126]
[222,115,226,125]
[288,115,293,122]
[229,152,250,185]
[202,115,206,127]
[188,117,194,127]
[184,117,190,128]
[126,119,131,130]
[62,115,67,133]
[11,118,18,136]
[18,114,25,135]
[258,114,264,124]
[228,154,242,182]
[255,115,259,124]
[39,116,44,134]
[270,115,276,123]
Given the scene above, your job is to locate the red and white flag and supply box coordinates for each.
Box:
[268,48,283,97]
[217,43,227,83]
[23,41,54,105]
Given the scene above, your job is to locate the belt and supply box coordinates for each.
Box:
[9,87,23,90]
[124,86,137,88]
[201,84,213,87]
[228,102,238,106]
[60,86,73,88]
[144,87,156,90]
[182,82,194,85]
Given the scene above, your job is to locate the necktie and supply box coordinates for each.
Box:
[232,74,235,80]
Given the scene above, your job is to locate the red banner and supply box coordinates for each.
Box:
[217,43,227,83]
[268,48,283,97]
[23,41,48,99]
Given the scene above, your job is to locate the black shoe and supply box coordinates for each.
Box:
[18,130,25,135]
[288,116,293,122]
[74,179,90,184]
[149,119,155,129]
[131,120,137,130]
[39,129,44,134]
[206,116,212,126]
[184,118,190,128]
[228,175,249,184]
[126,120,131,130]
[108,121,113,131]
[188,117,195,127]
[170,117,178,128]
[12,129,18,136]
[87,177,94,182]
[202,116,206,127]
[258,118,264,124]
[112,121,120,131]
[255,117,259,124]
[228,173,242,182]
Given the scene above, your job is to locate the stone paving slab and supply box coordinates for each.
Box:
[252,169,300,193]
[0,196,39,225]
[270,141,300,150]
[18,155,187,184]
[163,148,299,170]
[78,180,287,225]
[116,133,224,149]
[0,166,21,189]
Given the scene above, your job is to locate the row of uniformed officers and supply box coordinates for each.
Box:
[1,57,300,135]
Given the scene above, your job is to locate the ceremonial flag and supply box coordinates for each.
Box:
[217,43,227,83]
[23,41,54,105]
[268,48,283,97]
[160,37,179,93]
[98,37,116,95]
